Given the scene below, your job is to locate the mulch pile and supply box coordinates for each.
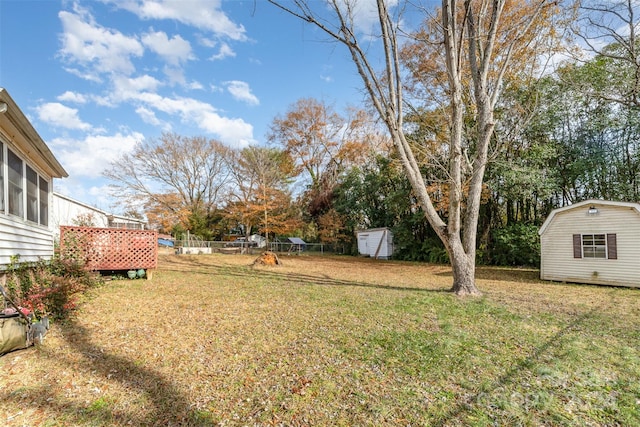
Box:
[252,251,282,266]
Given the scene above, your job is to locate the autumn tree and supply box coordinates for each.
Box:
[269,0,561,295]
[225,146,299,244]
[104,132,230,237]
[268,98,383,218]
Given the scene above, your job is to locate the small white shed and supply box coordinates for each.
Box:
[539,199,640,288]
[356,227,394,259]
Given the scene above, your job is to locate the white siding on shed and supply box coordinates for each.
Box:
[357,228,394,259]
[539,200,640,288]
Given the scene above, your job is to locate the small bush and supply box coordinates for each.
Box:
[488,223,540,267]
[4,255,103,320]
[394,238,450,263]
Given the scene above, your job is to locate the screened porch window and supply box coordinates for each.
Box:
[7,148,23,218]
[1,147,50,226]
[39,176,48,226]
[26,165,38,222]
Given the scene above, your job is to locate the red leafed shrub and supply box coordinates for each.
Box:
[4,255,103,320]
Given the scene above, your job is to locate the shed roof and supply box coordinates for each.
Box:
[0,88,68,178]
[356,227,392,234]
[539,199,640,235]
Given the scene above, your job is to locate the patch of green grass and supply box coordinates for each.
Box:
[1,254,638,426]
[85,396,113,414]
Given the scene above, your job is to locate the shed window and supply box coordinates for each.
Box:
[573,233,617,259]
[583,234,606,258]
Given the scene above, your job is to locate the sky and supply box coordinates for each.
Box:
[0,0,391,213]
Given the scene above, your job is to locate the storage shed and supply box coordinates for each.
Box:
[356,228,394,259]
[539,199,640,288]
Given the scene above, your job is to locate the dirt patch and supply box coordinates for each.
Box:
[252,251,282,266]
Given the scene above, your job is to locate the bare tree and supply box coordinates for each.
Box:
[268,0,558,295]
[104,132,230,232]
[572,0,640,107]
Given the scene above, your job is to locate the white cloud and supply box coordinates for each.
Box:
[335,0,399,37]
[195,111,254,148]
[188,80,204,90]
[36,102,92,131]
[224,80,259,106]
[145,95,254,146]
[209,42,235,61]
[136,106,162,126]
[88,184,121,211]
[135,106,172,131]
[58,7,144,79]
[99,90,254,146]
[53,181,118,213]
[197,35,217,48]
[142,30,193,65]
[49,132,144,178]
[162,66,187,86]
[103,0,247,41]
[57,91,88,104]
[111,75,162,101]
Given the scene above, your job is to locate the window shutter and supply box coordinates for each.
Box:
[573,234,582,258]
[607,234,617,259]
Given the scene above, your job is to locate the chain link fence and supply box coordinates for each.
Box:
[171,240,349,256]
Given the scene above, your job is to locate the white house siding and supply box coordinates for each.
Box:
[0,215,54,266]
[540,201,640,288]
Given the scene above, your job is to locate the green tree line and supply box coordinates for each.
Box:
[104,2,640,269]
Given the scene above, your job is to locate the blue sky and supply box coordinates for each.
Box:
[0,0,384,212]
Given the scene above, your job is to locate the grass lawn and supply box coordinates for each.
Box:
[1,253,639,426]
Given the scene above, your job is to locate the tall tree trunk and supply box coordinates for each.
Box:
[447,235,481,296]
[268,0,555,297]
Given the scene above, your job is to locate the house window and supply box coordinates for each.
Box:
[39,177,48,226]
[26,165,38,222]
[7,149,23,218]
[573,233,617,260]
[1,147,50,226]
